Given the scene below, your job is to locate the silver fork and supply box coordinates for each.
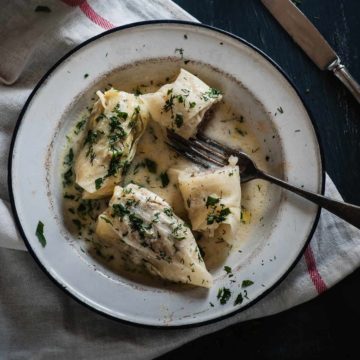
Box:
[166,130,360,229]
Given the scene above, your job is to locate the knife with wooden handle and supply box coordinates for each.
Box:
[261,0,360,103]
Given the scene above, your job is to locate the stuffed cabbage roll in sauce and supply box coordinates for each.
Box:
[96,184,213,288]
[178,164,241,245]
[141,69,222,139]
[75,89,149,199]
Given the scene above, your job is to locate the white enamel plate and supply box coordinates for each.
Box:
[9,21,324,327]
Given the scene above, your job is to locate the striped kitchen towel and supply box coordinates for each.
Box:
[0,1,359,359]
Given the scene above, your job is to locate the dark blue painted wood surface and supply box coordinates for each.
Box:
[161,0,360,358]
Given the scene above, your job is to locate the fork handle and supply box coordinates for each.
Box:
[259,172,360,229]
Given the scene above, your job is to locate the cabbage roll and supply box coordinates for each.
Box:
[141,69,222,139]
[178,165,241,244]
[74,89,149,199]
[96,184,213,288]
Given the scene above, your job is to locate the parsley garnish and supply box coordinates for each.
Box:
[160,172,170,187]
[84,73,89,78]
[129,213,150,239]
[206,195,219,207]
[74,119,86,135]
[107,154,122,177]
[207,207,231,225]
[63,148,74,166]
[95,178,103,190]
[242,280,254,288]
[224,265,232,274]
[84,130,100,163]
[234,293,243,305]
[112,203,130,218]
[35,221,46,247]
[163,89,175,113]
[175,113,184,128]
[189,101,196,108]
[100,216,113,225]
[201,87,222,101]
[72,219,82,231]
[63,168,73,187]
[277,106,284,114]
[217,287,231,305]
[164,208,173,217]
[145,158,157,174]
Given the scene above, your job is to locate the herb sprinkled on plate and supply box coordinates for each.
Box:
[144,158,157,174]
[234,293,243,305]
[217,287,231,305]
[242,279,254,288]
[160,172,170,187]
[35,221,47,247]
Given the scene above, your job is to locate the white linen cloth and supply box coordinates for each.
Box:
[0,1,359,358]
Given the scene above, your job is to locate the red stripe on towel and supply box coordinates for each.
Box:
[61,0,115,30]
[304,245,327,294]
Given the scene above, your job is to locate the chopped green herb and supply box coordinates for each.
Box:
[63,148,74,166]
[201,87,222,101]
[199,245,205,258]
[134,87,142,96]
[35,5,51,12]
[72,219,82,231]
[184,34,188,39]
[234,293,243,305]
[207,207,231,225]
[63,193,75,200]
[206,196,220,207]
[74,119,86,135]
[84,73,89,79]
[112,203,130,218]
[209,302,214,307]
[35,221,46,247]
[84,129,100,163]
[217,287,231,305]
[160,172,170,187]
[164,208,173,217]
[107,154,122,177]
[189,101,196,108]
[144,158,157,174]
[163,91,175,113]
[175,113,184,128]
[129,213,150,239]
[277,106,284,114]
[100,216,113,225]
[224,265,232,274]
[242,280,254,288]
[63,168,73,187]
[95,177,103,190]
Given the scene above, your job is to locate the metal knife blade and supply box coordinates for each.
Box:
[262,0,360,103]
[261,0,337,70]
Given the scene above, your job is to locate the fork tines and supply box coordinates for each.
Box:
[166,130,230,168]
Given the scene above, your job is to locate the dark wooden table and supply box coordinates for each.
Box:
[161,0,360,358]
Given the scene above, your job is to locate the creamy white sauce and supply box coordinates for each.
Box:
[61,66,276,281]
